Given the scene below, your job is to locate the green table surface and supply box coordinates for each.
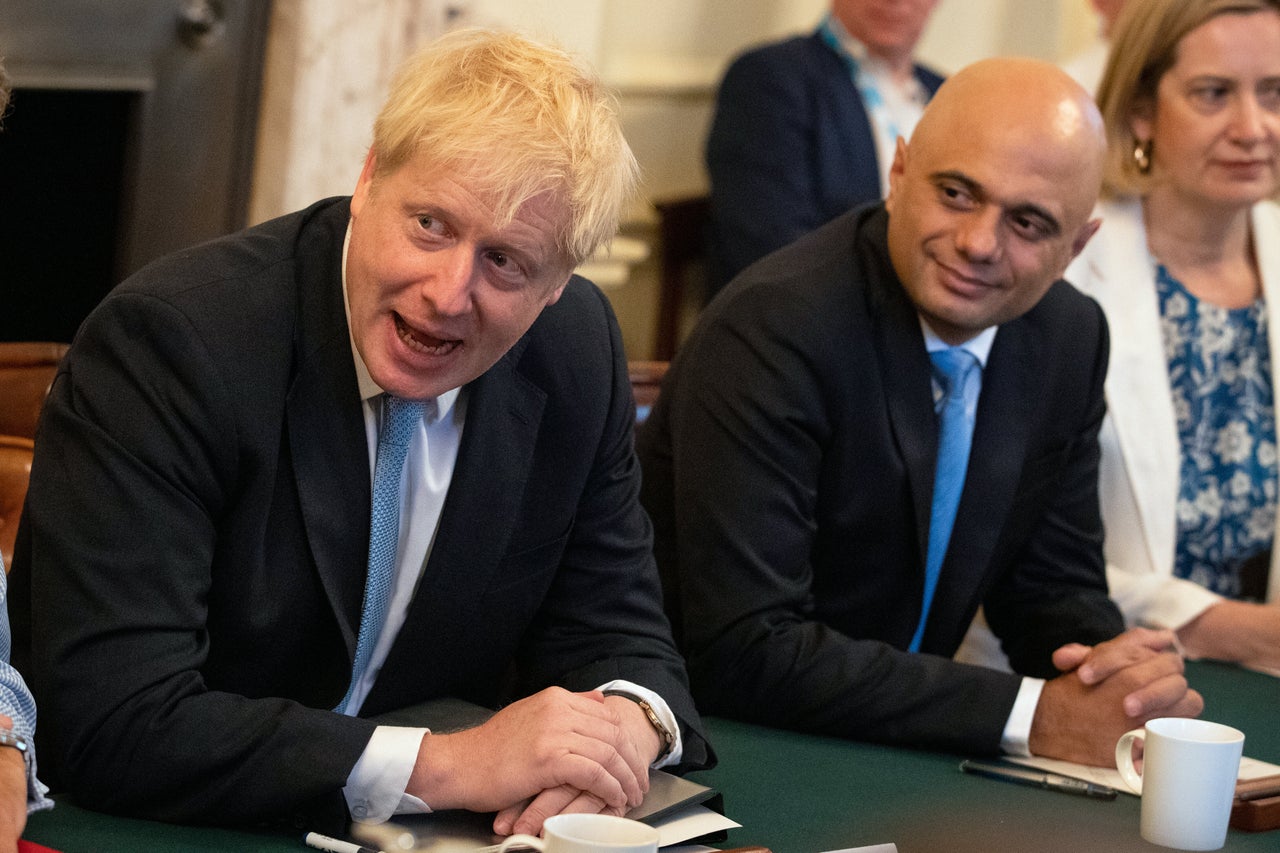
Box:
[23,660,1280,852]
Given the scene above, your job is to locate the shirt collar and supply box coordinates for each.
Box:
[340,220,462,422]
[919,317,997,367]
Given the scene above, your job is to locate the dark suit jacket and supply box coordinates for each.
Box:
[638,204,1124,754]
[11,197,710,829]
[705,29,945,294]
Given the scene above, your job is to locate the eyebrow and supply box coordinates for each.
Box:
[930,169,1062,237]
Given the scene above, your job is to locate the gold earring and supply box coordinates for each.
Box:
[1133,139,1152,174]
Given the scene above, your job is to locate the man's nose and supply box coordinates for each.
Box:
[422,248,477,315]
[955,208,1001,263]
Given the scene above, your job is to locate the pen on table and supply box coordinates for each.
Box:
[304,830,386,853]
[959,759,1118,800]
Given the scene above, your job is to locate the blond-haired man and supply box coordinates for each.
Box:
[14,29,709,837]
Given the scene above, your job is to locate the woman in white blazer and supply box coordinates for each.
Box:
[960,0,1280,674]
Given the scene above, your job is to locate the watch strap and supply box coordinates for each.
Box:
[603,691,675,761]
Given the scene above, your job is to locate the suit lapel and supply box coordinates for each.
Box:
[868,261,937,573]
[287,202,371,659]
[1085,200,1179,575]
[812,30,882,196]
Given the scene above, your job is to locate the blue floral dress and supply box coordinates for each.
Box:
[1157,264,1277,597]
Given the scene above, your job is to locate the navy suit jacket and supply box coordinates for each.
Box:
[11,198,710,829]
[639,204,1124,752]
[705,29,945,294]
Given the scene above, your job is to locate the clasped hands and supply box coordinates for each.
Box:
[406,687,663,837]
[1029,627,1205,766]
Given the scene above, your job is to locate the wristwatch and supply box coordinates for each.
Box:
[0,730,27,754]
[603,691,675,760]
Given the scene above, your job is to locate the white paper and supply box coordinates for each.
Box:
[652,804,741,848]
[1008,753,1280,795]
[819,845,898,853]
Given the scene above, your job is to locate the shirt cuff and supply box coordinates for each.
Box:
[595,679,683,768]
[344,726,432,823]
[1000,677,1045,757]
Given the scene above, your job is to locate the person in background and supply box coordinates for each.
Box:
[1062,0,1130,94]
[0,59,54,853]
[990,0,1280,674]
[704,0,943,296]
[641,57,1204,769]
[11,29,710,837]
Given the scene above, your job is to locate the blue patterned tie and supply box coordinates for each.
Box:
[336,394,429,713]
[909,348,980,652]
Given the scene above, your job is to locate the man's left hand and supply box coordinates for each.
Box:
[492,694,661,836]
[1029,628,1204,765]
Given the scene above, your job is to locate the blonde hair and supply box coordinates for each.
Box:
[0,59,10,127]
[371,28,639,266]
[1097,0,1280,197]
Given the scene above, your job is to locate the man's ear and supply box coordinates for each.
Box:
[350,150,378,217]
[1071,217,1104,259]
[544,277,570,307]
[884,136,909,214]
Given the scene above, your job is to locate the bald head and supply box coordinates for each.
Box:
[884,57,1105,344]
[916,57,1106,206]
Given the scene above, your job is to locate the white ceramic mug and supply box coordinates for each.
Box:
[1115,717,1245,850]
[496,813,660,853]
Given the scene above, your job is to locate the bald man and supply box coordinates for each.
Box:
[639,58,1203,766]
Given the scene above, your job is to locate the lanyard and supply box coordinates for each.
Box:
[818,14,903,143]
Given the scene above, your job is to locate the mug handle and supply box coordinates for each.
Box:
[496,835,546,853]
[1114,727,1146,794]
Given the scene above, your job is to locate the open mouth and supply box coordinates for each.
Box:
[395,313,461,357]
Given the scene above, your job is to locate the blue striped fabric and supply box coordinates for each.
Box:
[0,561,52,811]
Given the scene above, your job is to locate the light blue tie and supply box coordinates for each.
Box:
[909,348,980,653]
[336,394,429,713]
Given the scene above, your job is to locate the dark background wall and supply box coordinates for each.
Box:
[0,0,272,343]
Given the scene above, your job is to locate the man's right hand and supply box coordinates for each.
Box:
[1028,628,1204,766]
[405,687,645,818]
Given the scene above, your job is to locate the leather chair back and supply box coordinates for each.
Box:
[0,435,34,572]
[652,196,709,361]
[0,342,68,439]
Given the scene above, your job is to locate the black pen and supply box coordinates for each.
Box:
[959,759,1118,800]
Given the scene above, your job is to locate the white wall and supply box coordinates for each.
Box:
[247,0,1108,358]
[251,0,1103,221]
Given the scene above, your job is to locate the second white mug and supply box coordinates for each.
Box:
[1115,717,1244,850]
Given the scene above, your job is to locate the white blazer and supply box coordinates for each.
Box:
[956,197,1280,669]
